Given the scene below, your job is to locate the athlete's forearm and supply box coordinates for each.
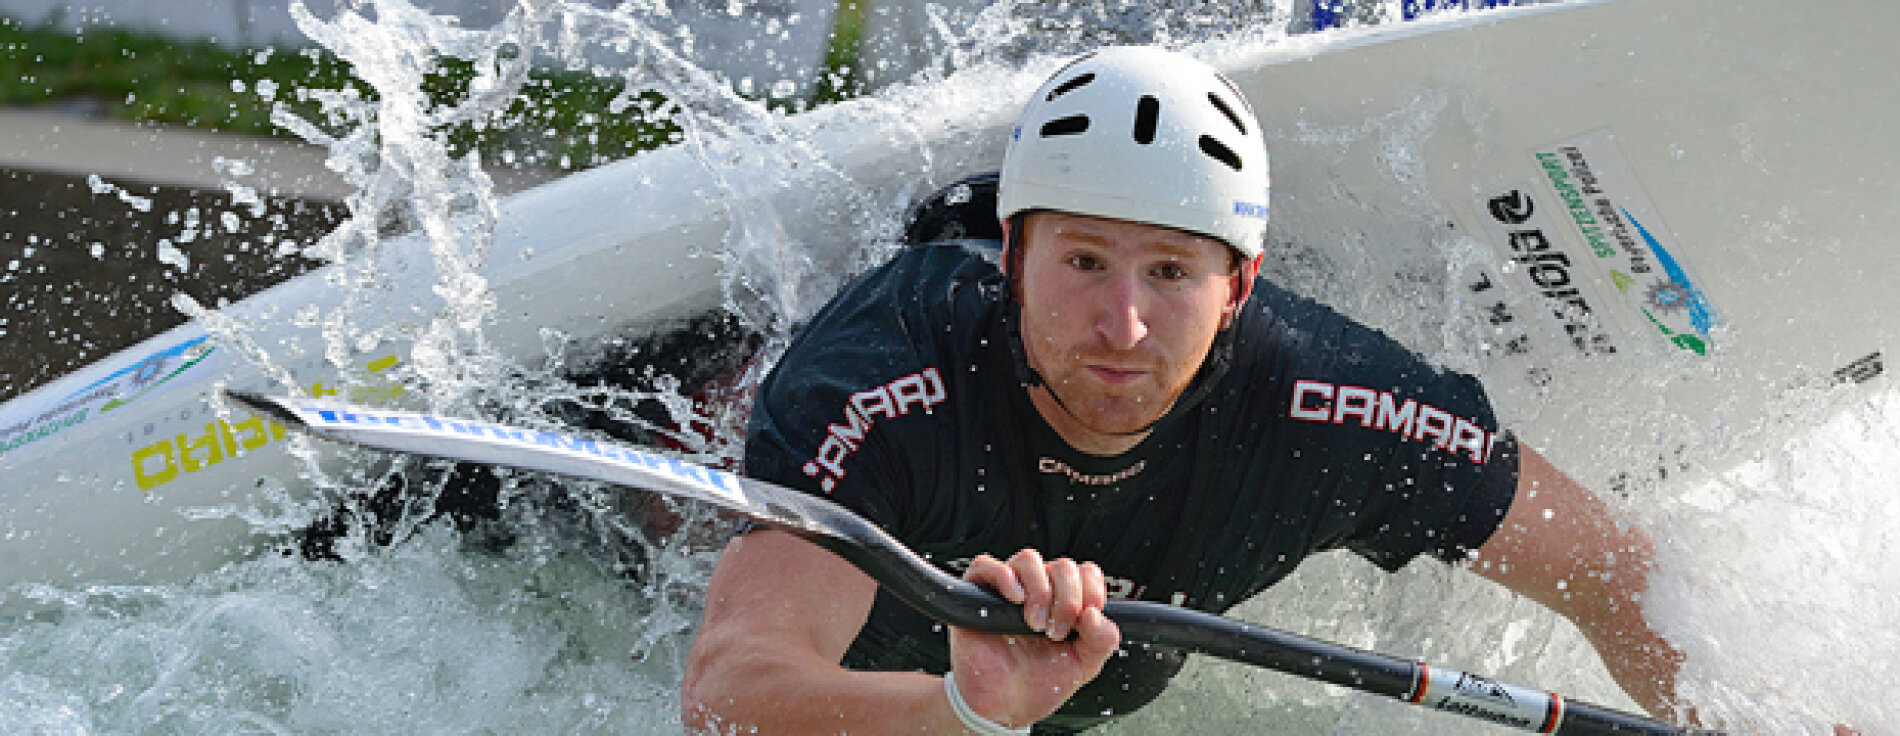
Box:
[1563,528,1684,718]
[680,647,965,734]
[683,529,975,733]
[1473,447,1686,719]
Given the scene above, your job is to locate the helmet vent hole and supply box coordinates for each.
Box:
[1046,73,1096,102]
[1199,135,1243,172]
[1207,93,1248,135]
[1133,95,1160,144]
[1040,114,1091,138]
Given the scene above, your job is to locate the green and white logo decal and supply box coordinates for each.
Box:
[1533,130,1719,356]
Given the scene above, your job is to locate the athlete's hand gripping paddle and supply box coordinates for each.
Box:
[226,391,1721,736]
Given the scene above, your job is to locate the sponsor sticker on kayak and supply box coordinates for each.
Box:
[1471,184,1624,361]
[1532,129,1720,355]
[128,354,405,491]
[0,334,221,458]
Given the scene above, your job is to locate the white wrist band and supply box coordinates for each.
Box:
[943,670,1033,735]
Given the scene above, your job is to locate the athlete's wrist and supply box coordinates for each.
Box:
[944,670,1033,735]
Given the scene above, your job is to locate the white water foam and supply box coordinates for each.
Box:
[0,524,693,734]
[1645,385,1900,733]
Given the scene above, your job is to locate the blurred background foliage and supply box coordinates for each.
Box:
[0,6,869,171]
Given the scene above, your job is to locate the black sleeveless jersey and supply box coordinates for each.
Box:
[742,239,1519,733]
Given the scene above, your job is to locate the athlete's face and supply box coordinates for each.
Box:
[1012,212,1255,455]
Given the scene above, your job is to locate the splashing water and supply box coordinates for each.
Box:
[2,1,1895,734]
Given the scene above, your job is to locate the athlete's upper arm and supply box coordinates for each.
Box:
[1467,446,1650,613]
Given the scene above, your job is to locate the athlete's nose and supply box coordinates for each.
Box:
[1095,271,1149,351]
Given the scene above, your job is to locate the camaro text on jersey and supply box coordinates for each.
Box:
[1288,379,1499,465]
[803,368,948,492]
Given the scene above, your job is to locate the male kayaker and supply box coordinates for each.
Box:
[682,46,1685,734]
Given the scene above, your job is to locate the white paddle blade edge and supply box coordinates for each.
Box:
[223,391,760,518]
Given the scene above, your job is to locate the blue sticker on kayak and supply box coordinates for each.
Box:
[1535,129,1718,355]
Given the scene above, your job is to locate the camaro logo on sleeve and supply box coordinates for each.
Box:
[802,367,947,493]
[1288,379,1498,465]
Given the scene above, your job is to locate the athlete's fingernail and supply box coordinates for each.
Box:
[1027,604,1048,631]
[1048,621,1070,641]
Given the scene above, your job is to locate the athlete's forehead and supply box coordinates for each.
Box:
[1024,211,1229,261]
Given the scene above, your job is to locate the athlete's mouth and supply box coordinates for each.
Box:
[1085,364,1150,384]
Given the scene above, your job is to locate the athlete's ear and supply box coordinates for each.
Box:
[1003,217,1018,281]
[999,218,1014,277]
[1001,215,1031,305]
[1221,253,1263,330]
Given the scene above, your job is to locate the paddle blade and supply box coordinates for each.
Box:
[223,391,831,537]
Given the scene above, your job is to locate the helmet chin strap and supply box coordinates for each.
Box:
[999,218,1235,443]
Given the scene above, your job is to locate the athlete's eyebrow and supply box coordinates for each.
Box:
[1047,223,1217,257]
[1044,221,1113,247]
[1143,238,1218,261]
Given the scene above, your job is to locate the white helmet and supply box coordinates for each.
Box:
[998,46,1270,259]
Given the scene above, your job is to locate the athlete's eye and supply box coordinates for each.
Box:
[1151,262,1188,281]
[1065,253,1104,271]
